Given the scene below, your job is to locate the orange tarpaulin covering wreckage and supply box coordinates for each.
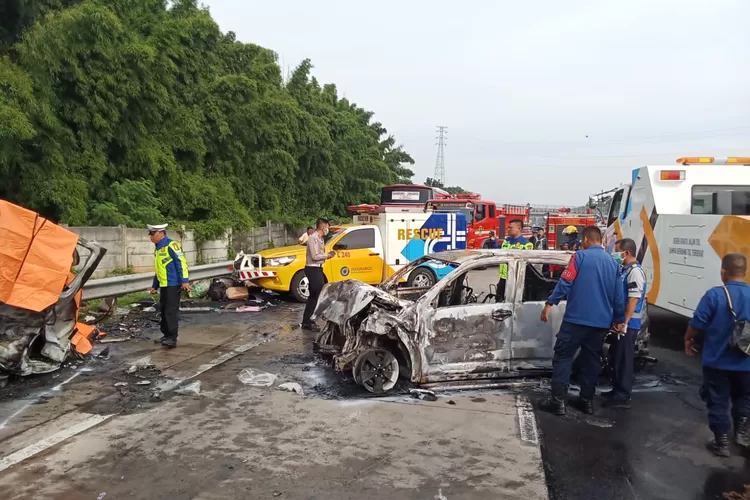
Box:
[0,201,106,376]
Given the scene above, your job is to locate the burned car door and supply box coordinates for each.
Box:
[509,257,567,372]
[418,259,517,383]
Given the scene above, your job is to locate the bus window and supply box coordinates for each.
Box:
[607,189,624,227]
[692,185,750,215]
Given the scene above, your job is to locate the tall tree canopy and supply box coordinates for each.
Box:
[0,0,414,237]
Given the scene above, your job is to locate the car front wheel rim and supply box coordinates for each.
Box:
[299,277,310,298]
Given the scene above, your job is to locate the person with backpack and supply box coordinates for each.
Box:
[685,253,750,457]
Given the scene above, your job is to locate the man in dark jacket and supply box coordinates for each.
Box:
[540,226,625,416]
[685,253,750,457]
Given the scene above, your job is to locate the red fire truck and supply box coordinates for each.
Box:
[544,212,598,249]
[425,194,530,248]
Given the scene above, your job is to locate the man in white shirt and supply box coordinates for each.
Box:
[301,219,335,331]
[298,226,314,245]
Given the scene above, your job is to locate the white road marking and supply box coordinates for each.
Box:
[182,337,271,380]
[0,413,113,473]
[516,394,539,445]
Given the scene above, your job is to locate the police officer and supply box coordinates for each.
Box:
[147,224,190,348]
[540,226,625,416]
[685,253,750,457]
[560,225,582,250]
[496,219,533,302]
[603,238,647,409]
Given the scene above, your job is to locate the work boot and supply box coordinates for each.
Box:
[539,386,567,416]
[572,385,595,415]
[735,417,749,448]
[707,434,731,457]
[301,323,320,333]
[154,336,167,344]
[161,338,177,349]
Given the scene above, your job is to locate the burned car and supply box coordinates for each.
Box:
[315,249,651,394]
[0,201,106,376]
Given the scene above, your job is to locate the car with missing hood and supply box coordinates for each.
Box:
[313,249,581,394]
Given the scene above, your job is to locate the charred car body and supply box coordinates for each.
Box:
[0,201,106,376]
[314,249,651,394]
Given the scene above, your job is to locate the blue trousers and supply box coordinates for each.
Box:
[609,328,638,400]
[552,321,608,398]
[701,367,750,435]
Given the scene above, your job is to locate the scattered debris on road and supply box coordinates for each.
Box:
[238,368,277,387]
[410,388,438,402]
[175,380,201,396]
[278,382,304,396]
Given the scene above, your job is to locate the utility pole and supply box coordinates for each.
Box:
[434,126,447,186]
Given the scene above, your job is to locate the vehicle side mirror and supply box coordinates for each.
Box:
[333,244,347,250]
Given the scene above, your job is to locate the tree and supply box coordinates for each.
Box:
[424,177,469,195]
[0,0,414,238]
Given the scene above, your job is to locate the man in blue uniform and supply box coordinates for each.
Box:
[147,224,191,348]
[496,219,533,302]
[685,253,750,457]
[603,238,647,408]
[540,226,625,416]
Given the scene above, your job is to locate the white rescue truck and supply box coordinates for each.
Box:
[603,156,750,319]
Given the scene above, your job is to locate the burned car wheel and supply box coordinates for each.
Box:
[352,349,399,394]
[406,267,435,288]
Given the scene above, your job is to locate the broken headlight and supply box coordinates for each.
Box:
[265,256,296,267]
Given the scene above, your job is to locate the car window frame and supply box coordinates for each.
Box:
[333,227,376,250]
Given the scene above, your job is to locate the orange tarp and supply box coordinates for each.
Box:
[0,200,79,312]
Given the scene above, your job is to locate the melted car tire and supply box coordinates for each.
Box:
[353,349,399,394]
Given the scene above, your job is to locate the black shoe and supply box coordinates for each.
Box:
[572,397,594,415]
[301,323,320,332]
[154,336,167,344]
[707,434,731,457]
[735,417,749,448]
[540,396,567,416]
[161,338,177,349]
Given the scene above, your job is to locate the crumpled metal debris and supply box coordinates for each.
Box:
[175,380,202,396]
[410,388,437,402]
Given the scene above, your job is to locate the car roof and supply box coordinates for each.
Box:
[428,249,576,265]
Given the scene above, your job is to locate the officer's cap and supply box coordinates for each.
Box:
[147,224,168,232]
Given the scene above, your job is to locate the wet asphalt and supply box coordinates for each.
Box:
[534,314,750,500]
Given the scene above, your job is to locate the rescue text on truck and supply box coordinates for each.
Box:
[603,155,750,323]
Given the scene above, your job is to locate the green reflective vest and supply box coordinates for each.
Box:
[498,239,534,279]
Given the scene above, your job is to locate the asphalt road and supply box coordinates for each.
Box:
[0,304,748,499]
[534,314,750,500]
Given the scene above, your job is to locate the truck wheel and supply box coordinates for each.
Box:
[290,271,310,303]
[407,267,436,288]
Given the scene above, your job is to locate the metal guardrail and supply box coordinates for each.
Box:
[82,261,234,301]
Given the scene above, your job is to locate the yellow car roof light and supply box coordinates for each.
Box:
[726,157,750,164]
[676,157,713,164]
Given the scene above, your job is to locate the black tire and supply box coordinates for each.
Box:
[407,267,436,288]
[290,271,309,303]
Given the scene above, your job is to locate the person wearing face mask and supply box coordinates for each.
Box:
[539,226,625,416]
[301,218,336,332]
[603,238,647,409]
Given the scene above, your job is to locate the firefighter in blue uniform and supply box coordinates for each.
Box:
[540,226,625,416]
[496,219,533,302]
[147,224,191,348]
[603,238,647,409]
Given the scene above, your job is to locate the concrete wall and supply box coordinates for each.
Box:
[68,223,300,278]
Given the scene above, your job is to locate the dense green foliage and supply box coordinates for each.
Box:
[0,0,414,238]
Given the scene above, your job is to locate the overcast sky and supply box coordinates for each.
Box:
[203,0,750,205]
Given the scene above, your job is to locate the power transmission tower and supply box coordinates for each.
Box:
[434,126,447,185]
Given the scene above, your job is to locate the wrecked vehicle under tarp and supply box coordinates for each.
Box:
[314,249,578,393]
[0,201,106,376]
